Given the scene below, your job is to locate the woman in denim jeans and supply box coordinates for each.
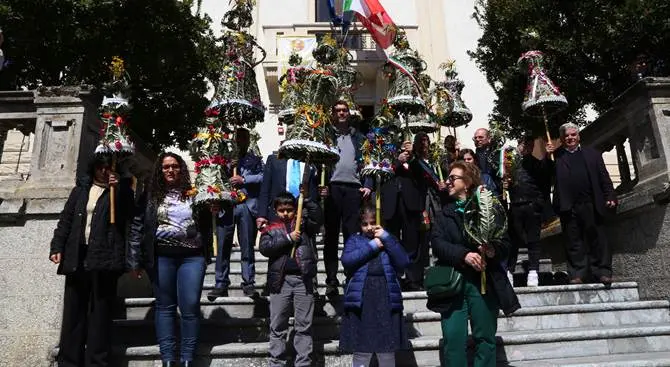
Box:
[128,152,214,367]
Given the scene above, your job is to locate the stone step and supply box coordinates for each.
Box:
[204,270,347,286]
[106,324,670,366]
[223,248,343,262]
[121,283,641,320]
[113,301,670,345]
[510,351,670,367]
[207,257,552,277]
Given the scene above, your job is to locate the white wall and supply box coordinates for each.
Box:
[382,0,419,26]
[259,0,310,25]
[442,0,495,149]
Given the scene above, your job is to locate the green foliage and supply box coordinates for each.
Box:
[0,0,223,149]
[470,0,670,139]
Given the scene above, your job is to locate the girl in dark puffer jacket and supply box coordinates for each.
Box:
[339,203,409,367]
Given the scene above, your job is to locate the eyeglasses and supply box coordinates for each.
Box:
[162,164,181,171]
[446,174,464,183]
[334,108,348,113]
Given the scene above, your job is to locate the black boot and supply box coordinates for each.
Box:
[162,362,177,367]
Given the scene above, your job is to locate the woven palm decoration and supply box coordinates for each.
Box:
[334,46,363,121]
[96,56,135,156]
[208,0,266,127]
[384,29,426,114]
[440,60,472,127]
[428,61,456,127]
[278,53,309,125]
[403,111,437,134]
[189,120,237,205]
[360,102,401,182]
[278,35,340,165]
[518,50,567,117]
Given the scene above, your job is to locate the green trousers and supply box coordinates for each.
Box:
[440,279,499,367]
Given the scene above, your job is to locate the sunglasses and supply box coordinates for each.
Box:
[446,174,464,183]
[162,164,181,171]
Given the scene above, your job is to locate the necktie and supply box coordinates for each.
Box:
[288,159,301,197]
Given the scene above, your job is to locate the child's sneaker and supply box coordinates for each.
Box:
[527,270,539,287]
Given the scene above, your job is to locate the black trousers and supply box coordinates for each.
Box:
[324,182,362,286]
[57,270,119,367]
[559,201,612,280]
[385,196,425,286]
[508,202,542,272]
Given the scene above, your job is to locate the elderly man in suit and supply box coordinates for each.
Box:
[208,128,264,298]
[547,123,617,286]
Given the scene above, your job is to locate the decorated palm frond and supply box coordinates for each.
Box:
[97,56,135,156]
[221,0,255,31]
[464,186,508,246]
[306,68,338,107]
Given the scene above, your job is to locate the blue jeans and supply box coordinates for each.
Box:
[152,255,206,362]
[215,203,257,289]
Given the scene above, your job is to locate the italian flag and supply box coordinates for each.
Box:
[343,0,421,93]
[343,0,396,49]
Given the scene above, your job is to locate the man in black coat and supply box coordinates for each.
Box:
[504,136,553,287]
[382,138,429,291]
[548,123,617,285]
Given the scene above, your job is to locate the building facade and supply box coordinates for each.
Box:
[201,0,496,158]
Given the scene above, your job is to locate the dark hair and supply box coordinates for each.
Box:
[457,148,479,168]
[359,202,376,221]
[444,135,457,151]
[412,132,430,156]
[448,161,482,193]
[149,152,191,204]
[332,99,350,113]
[273,191,296,209]
[87,154,114,180]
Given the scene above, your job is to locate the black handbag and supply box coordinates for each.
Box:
[424,265,463,300]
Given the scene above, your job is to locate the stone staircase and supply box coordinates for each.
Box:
[108,236,670,367]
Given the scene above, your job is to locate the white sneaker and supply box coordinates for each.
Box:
[507,271,515,287]
[527,270,539,287]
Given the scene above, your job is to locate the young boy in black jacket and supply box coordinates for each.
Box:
[259,191,323,367]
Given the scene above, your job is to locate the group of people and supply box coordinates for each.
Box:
[48,98,617,367]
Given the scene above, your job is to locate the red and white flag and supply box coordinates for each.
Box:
[342,0,396,49]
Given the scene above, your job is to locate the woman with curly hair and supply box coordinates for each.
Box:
[128,152,215,367]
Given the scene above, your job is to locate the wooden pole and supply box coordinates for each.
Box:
[481,266,487,294]
[212,214,218,257]
[320,164,326,209]
[542,106,555,161]
[375,174,381,224]
[291,159,311,257]
[110,155,117,224]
